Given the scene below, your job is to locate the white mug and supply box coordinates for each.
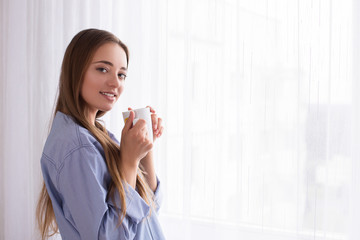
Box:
[122,107,153,142]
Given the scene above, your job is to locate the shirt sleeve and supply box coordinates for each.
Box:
[58,146,150,240]
[152,177,163,212]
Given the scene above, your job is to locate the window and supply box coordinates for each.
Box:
[158,1,353,239]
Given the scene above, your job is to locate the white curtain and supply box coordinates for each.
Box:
[1,0,359,240]
[159,1,359,240]
[0,0,163,239]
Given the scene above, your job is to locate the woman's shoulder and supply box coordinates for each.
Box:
[52,111,97,145]
[42,112,99,166]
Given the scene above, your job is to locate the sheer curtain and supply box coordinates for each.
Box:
[0,0,162,239]
[158,0,359,240]
[0,0,359,240]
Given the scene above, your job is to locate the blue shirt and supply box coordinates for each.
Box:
[41,112,165,240]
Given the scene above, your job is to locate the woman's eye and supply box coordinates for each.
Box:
[118,73,127,80]
[97,68,108,73]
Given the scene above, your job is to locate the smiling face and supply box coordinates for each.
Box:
[81,42,128,123]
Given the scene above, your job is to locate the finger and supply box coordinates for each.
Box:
[153,117,161,135]
[133,118,147,130]
[128,107,133,111]
[153,125,163,141]
[151,114,158,131]
[156,126,163,137]
[146,106,156,113]
[124,111,135,131]
[157,126,164,138]
[156,118,162,132]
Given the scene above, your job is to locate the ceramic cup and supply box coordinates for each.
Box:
[122,107,153,142]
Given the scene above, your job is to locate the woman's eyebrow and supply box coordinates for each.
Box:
[93,60,127,70]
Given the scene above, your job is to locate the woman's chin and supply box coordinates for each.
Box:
[99,106,114,113]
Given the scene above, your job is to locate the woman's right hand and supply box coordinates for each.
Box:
[120,111,153,171]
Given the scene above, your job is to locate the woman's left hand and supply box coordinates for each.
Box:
[128,106,164,142]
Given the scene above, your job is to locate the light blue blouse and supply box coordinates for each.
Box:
[41,111,165,240]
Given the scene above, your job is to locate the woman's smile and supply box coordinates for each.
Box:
[100,91,117,101]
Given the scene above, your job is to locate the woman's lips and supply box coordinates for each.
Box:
[100,91,116,101]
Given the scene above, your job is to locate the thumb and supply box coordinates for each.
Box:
[124,111,135,131]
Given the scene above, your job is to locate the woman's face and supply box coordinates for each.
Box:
[81,42,128,122]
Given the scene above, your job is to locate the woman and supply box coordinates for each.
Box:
[36,28,165,240]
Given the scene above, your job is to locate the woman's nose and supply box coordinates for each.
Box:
[107,74,121,87]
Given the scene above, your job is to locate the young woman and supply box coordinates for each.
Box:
[36,28,165,240]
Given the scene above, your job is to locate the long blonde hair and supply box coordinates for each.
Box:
[36,29,152,239]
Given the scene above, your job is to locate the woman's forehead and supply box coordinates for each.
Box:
[92,43,127,68]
